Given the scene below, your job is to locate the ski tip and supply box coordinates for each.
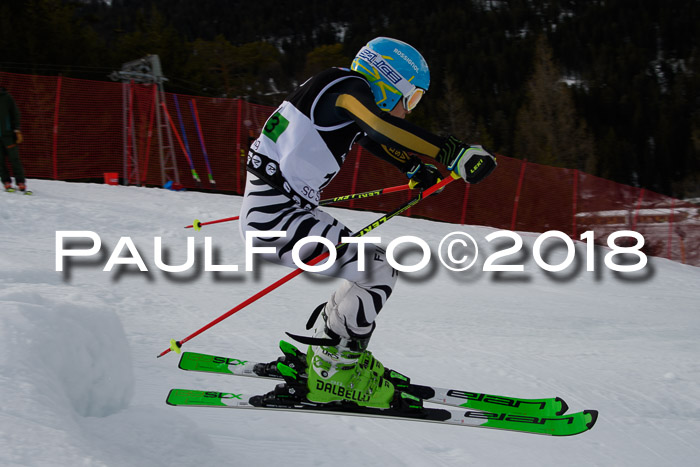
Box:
[555,397,569,416]
[584,410,599,430]
[170,339,183,354]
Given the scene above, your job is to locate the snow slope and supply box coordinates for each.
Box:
[1,179,699,467]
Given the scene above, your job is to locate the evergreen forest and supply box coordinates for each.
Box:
[1,0,698,198]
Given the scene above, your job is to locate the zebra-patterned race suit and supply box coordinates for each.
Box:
[239,67,448,339]
[240,175,396,338]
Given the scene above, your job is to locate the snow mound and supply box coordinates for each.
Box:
[0,291,133,418]
[0,289,221,467]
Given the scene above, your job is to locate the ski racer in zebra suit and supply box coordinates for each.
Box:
[239,37,496,408]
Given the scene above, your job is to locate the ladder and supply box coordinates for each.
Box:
[111,54,179,187]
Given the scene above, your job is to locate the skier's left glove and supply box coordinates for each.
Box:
[406,160,443,191]
[437,136,496,184]
[14,130,23,145]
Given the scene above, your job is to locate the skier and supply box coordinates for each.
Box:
[239,37,496,408]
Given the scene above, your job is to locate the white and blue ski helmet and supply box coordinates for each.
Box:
[351,37,430,112]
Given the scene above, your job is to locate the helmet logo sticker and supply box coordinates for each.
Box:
[357,48,403,86]
[393,47,420,73]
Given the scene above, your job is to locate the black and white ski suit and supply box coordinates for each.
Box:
[239,67,447,339]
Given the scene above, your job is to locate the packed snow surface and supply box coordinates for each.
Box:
[1,179,699,466]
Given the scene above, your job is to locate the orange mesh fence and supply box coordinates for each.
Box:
[1,71,698,266]
[0,72,58,178]
[576,173,699,266]
[57,76,123,180]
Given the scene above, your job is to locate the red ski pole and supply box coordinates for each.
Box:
[158,176,456,358]
[185,216,240,231]
[184,183,412,230]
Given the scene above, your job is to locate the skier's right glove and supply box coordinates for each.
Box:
[436,136,497,184]
[406,160,443,191]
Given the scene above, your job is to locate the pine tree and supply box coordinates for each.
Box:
[514,35,595,170]
[302,44,350,80]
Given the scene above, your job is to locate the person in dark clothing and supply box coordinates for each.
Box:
[0,87,27,193]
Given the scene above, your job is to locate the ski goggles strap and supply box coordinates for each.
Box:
[357,46,425,111]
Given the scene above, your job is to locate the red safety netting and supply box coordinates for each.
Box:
[1,71,698,266]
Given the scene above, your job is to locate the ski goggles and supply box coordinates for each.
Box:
[358,46,426,111]
[402,87,425,112]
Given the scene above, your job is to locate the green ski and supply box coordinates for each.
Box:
[177,343,569,418]
[166,388,597,436]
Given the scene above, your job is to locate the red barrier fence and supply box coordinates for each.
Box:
[1,71,698,267]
